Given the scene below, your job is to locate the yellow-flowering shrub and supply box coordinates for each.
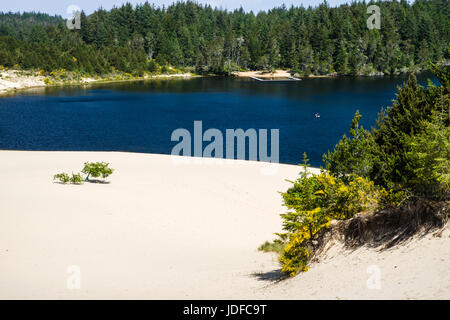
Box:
[278,160,383,276]
[279,235,310,276]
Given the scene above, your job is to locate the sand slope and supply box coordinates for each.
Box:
[0,151,448,299]
[258,229,450,299]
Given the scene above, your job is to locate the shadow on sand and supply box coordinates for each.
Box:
[85,179,111,184]
[251,269,286,283]
[53,179,111,185]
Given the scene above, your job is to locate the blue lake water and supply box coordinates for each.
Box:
[0,74,436,167]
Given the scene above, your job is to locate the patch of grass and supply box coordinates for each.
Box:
[258,239,285,254]
[69,172,84,184]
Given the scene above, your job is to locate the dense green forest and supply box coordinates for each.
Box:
[0,0,448,76]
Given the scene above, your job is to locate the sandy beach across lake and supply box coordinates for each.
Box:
[0,70,46,95]
[233,70,338,79]
[0,69,194,96]
[0,151,448,299]
[233,70,294,79]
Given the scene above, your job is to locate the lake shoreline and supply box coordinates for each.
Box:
[0,67,435,98]
[0,69,198,97]
[231,66,440,80]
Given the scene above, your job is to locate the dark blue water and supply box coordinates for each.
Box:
[0,74,436,166]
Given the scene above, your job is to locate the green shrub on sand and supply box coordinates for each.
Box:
[82,162,114,181]
[53,173,70,184]
[53,162,114,184]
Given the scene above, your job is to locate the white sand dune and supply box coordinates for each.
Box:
[0,151,448,299]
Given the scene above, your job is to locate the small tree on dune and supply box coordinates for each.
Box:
[82,162,114,181]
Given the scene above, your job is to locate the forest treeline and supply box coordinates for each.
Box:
[0,0,449,76]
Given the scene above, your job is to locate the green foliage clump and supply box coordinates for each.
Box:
[323,110,378,182]
[258,239,285,254]
[405,110,450,198]
[277,156,383,277]
[53,173,70,184]
[324,65,450,201]
[263,64,449,279]
[81,162,114,181]
[53,162,114,184]
[69,172,84,184]
[53,172,84,184]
